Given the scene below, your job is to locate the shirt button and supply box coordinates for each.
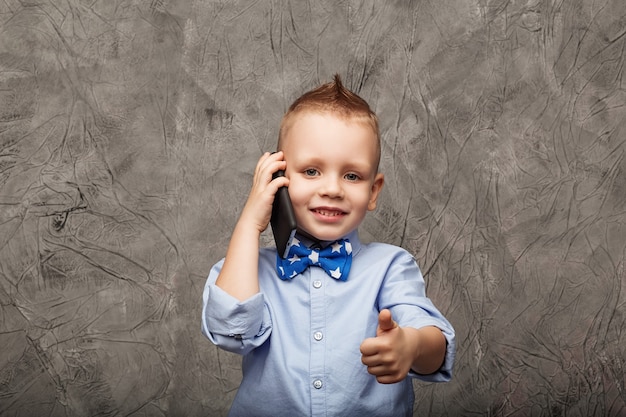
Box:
[313,331,323,341]
[313,280,322,288]
[313,379,323,389]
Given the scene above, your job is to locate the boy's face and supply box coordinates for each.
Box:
[281,112,384,241]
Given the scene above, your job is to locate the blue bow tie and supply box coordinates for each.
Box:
[276,238,352,281]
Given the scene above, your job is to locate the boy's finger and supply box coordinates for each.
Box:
[377,309,397,333]
[255,153,286,182]
[359,337,382,357]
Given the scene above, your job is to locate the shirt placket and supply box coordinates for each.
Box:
[309,267,326,416]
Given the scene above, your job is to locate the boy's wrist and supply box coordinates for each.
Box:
[409,326,446,375]
[234,215,266,239]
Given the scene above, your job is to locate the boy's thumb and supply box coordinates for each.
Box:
[377,309,397,333]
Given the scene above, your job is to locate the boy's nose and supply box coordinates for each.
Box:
[319,175,344,198]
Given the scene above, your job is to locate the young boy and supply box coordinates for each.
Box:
[202,75,455,416]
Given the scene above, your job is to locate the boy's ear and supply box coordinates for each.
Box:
[367,173,385,211]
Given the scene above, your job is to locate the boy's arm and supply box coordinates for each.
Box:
[360,309,447,384]
[215,152,288,301]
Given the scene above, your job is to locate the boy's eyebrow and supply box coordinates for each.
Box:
[292,156,373,173]
[345,160,373,173]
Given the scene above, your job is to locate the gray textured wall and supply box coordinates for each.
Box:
[1,1,625,416]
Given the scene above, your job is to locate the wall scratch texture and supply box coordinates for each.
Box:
[1,1,624,416]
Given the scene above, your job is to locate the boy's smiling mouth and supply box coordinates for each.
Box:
[312,207,346,218]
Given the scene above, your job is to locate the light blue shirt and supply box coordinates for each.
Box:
[201,230,455,417]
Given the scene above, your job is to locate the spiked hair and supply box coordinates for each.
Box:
[277,74,380,168]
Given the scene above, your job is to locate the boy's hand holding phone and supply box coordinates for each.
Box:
[214,151,289,301]
[240,151,289,234]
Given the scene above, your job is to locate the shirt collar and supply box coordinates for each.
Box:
[295,229,361,254]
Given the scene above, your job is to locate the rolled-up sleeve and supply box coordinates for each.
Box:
[201,260,272,355]
[379,251,456,383]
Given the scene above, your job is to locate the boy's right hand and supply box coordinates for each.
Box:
[240,151,289,234]
[215,151,288,300]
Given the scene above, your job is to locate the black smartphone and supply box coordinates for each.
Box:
[270,169,297,258]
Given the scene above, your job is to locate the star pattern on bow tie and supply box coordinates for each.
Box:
[276,237,352,281]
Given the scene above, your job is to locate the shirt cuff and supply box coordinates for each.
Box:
[203,284,271,342]
[407,321,456,383]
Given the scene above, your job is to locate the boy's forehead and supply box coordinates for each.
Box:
[281,111,381,170]
[281,110,378,146]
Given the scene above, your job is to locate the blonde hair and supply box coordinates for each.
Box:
[277,74,380,168]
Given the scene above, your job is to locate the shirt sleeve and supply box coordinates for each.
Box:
[201,259,272,355]
[378,250,456,383]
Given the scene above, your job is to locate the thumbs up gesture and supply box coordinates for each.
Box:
[359,309,413,384]
[360,309,448,384]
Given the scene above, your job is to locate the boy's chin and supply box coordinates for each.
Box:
[297,227,349,243]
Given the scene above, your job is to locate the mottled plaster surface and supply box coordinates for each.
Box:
[1,1,625,416]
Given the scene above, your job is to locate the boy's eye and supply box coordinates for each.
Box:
[344,173,360,181]
[304,168,319,177]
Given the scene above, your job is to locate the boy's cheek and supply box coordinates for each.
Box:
[288,195,306,219]
[286,179,307,202]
